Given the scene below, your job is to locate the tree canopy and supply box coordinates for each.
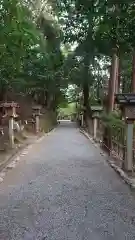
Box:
[1,0,135,115]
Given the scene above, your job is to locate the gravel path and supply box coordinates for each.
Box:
[0,121,135,239]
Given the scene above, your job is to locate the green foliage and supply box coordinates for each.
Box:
[58,102,77,117]
[101,112,125,129]
[56,0,135,107]
[100,111,126,145]
[1,0,135,113]
[0,0,40,95]
[0,0,65,110]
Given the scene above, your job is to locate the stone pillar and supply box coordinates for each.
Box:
[81,114,84,127]
[32,105,41,134]
[132,50,135,92]
[93,117,97,140]
[125,120,133,171]
[115,94,135,172]
[9,116,14,148]
[91,106,103,140]
[35,115,40,134]
[1,102,18,148]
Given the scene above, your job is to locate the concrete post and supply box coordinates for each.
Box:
[81,114,84,127]
[131,51,135,160]
[93,118,97,140]
[32,105,41,134]
[0,102,18,148]
[35,115,40,134]
[125,122,133,171]
[9,117,14,148]
[132,50,135,92]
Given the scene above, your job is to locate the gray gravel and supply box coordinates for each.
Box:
[1,121,135,239]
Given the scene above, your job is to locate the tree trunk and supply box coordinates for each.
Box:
[107,48,119,113]
[83,53,91,126]
[45,91,48,107]
[118,58,121,92]
[83,81,90,122]
[0,85,7,102]
[103,48,119,154]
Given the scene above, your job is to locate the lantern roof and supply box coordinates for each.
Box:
[115,93,135,105]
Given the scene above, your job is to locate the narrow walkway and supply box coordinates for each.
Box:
[1,121,135,239]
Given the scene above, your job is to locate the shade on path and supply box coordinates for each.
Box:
[0,121,135,239]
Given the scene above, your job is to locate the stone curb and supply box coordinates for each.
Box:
[0,142,29,173]
[80,129,135,188]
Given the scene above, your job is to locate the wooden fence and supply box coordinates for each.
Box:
[86,117,131,169]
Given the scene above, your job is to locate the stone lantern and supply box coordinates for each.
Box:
[0,102,19,148]
[1,102,18,118]
[32,105,41,134]
[91,106,103,140]
[115,93,135,171]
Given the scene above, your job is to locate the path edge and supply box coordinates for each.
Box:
[0,127,56,175]
[80,129,135,189]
